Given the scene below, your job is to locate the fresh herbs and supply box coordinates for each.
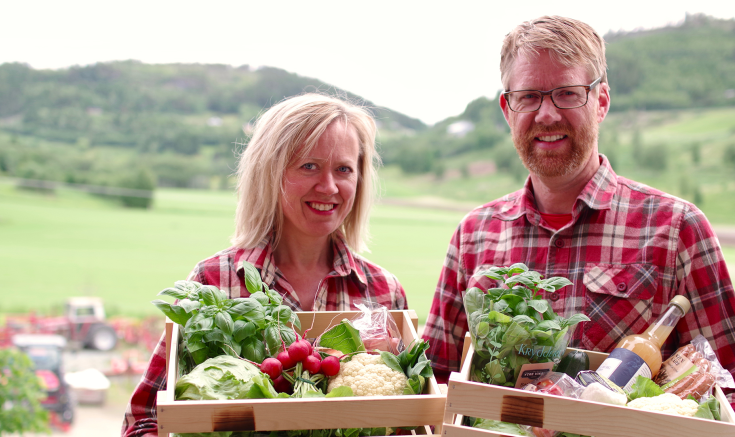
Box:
[152,262,300,367]
[463,263,590,386]
[380,340,433,395]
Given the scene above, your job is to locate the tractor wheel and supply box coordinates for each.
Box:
[86,325,118,351]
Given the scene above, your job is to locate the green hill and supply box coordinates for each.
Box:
[379,15,735,213]
[1,14,735,214]
[0,61,424,194]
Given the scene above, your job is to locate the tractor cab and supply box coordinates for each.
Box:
[12,334,75,431]
[64,297,118,351]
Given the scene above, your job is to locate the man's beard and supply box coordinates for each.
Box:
[512,119,598,178]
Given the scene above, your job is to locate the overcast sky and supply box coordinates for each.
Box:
[3,1,735,125]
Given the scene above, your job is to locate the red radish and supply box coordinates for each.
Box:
[260,358,283,379]
[311,349,321,360]
[288,339,311,363]
[277,349,296,370]
[303,354,322,374]
[320,355,340,376]
[272,375,292,394]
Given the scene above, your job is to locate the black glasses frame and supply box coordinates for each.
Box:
[503,76,603,113]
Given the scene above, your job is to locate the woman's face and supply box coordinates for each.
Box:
[279,120,360,245]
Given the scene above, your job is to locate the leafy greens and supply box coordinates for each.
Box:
[463,263,590,386]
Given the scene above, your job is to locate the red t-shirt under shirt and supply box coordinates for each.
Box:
[540,212,573,230]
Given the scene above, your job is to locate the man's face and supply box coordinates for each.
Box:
[500,50,610,179]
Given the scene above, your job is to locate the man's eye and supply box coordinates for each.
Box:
[520,93,540,100]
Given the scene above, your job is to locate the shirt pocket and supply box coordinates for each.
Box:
[581,263,659,350]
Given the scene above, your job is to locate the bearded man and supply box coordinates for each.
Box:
[421,15,735,408]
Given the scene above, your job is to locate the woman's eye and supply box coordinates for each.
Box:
[301,163,317,170]
[337,166,353,173]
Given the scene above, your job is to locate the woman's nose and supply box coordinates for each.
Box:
[315,171,338,195]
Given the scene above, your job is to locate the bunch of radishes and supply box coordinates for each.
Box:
[259,337,341,394]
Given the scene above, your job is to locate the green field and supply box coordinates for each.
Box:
[0,181,467,324]
[4,103,735,327]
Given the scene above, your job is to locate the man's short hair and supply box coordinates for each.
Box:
[500,15,607,90]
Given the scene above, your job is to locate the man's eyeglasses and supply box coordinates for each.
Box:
[503,77,602,113]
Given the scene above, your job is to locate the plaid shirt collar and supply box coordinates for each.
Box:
[493,154,618,225]
[233,231,366,288]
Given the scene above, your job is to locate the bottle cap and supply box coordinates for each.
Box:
[670,295,691,314]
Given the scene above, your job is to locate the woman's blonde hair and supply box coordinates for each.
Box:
[500,15,607,90]
[231,93,379,253]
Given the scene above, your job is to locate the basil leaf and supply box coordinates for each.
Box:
[241,336,266,363]
[264,287,283,306]
[536,319,562,331]
[233,320,256,342]
[215,311,234,335]
[199,287,216,306]
[558,313,591,329]
[158,287,189,300]
[463,287,486,316]
[512,315,534,324]
[537,276,573,291]
[178,299,201,314]
[272,305,293,323]
[151,300,190,326]
[242,261,263,294]
[248,291,270,306]
[527,299,549,314]
[229,299,264,316]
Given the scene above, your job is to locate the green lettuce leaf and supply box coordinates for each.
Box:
[174,355,272,401]
[626,375,665,401]
[318,319,366,354]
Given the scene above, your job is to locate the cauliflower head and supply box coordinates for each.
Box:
[626,393,699,417]
[327,353,407,396]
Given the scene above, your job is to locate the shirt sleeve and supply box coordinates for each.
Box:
[421,224,470,381]
[121,333,167,437]
[122,265,208,436]
[675,207,735,409]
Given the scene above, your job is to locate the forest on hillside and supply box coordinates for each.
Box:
[1,14,734,207]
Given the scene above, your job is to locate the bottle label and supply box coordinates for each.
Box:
[595,348,652,391]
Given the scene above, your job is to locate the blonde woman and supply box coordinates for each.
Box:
[123,94,406,436]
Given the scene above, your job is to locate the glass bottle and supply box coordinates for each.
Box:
[595,296,691,391]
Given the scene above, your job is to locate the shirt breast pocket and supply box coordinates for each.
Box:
[581,263,659,350]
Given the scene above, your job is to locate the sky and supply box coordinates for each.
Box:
[3,0,735,125]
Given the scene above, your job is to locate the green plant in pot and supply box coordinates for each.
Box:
[463,263,590,386]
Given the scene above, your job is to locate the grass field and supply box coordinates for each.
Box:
[3,109,735,326]
[0,181,467,324]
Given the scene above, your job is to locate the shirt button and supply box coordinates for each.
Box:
[617,283,627,292]
[549,293,560,301]
[554,239,565,248]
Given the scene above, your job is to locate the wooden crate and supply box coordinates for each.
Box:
[157,310,445,436]
[442,338,735,437]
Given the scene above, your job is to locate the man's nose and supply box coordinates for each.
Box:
[535,96,562,125]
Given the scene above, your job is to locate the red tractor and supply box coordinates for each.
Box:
[0,297,118,351]
[12,334,75,432]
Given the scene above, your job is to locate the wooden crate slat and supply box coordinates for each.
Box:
[445,336,735,437]
[159,310,444,435]
[158,395,445,433]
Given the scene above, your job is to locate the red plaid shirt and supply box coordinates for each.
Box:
[122,234,407,436]
[421,155,735,407]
